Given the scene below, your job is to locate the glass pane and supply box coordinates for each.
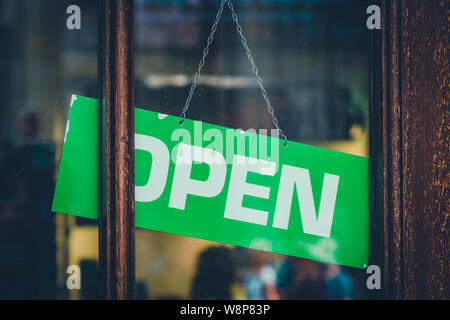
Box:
[0,0,99,299]
[135,0,370,300]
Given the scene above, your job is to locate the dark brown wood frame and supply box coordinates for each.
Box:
[374,0,448,299]
[98,0,135,300]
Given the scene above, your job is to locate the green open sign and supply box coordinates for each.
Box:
[53,95,369,268]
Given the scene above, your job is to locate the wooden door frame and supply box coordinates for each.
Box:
[372,0,448,299]
[98,0,135,300]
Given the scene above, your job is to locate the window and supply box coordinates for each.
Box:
[134,0,371,300]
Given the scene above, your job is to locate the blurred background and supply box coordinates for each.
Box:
[0,0,371,299]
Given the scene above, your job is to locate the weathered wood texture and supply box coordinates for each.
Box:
[382,0,449,299]
[382,0,404,300]
[101,0,135,300]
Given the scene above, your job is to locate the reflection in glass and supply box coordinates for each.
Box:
[0,0,99,299]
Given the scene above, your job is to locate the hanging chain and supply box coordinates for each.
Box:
[180,0,288,146]
[179,0,226,123]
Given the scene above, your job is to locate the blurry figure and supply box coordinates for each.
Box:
[323,264,354,300]
[277,258,327,300]
[277,258,355,300]
[80,260,101,300]
[190,246,237,300]
[243,249,279,300]
[135,281,150,300]
[0,110,56,299]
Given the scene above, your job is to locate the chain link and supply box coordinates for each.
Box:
[180,0,288,146]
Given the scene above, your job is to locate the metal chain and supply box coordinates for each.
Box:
[179,0,226,123]
[180,0,288,146]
